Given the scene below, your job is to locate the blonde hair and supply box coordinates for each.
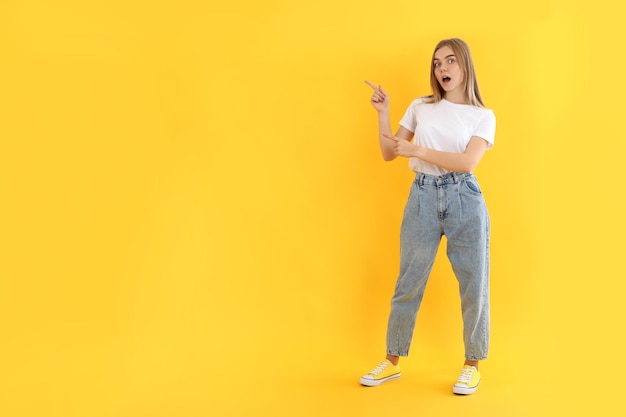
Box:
[425,38,485,107]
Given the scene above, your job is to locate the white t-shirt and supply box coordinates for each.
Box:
[399,98,496,176]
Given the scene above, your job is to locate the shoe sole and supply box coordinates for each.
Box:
[452,382,479,395]
[360,372,401,387]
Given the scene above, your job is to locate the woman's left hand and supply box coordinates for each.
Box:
[383,133,418,158]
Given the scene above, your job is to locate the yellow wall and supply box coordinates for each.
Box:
[1,0,624,416]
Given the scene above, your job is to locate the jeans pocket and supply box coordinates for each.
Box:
[463,177,482,194]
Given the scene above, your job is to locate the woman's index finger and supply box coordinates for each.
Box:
[364,80,379,90]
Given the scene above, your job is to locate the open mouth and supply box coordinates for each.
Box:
[442,76,451,84]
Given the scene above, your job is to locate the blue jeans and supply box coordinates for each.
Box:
[386,172,490,361]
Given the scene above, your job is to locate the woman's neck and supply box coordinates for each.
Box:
[444,91,468,105]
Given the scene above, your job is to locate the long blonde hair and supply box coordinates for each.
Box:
[425,38,485,107]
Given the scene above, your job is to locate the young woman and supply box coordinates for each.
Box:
[361,38,496,395]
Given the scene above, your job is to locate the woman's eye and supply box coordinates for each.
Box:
[448,59,455,64]
[434,62,440,67]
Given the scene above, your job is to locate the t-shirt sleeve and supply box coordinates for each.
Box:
[474,110,496,148]
[398,99,420,132]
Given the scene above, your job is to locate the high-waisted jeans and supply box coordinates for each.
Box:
[386,172,490,361]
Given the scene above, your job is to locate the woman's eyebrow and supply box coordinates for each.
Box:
[434,54,456,61]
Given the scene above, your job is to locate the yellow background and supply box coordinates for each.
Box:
[1,0,624,416]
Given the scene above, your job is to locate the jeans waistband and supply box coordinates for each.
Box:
[415,171,472,186]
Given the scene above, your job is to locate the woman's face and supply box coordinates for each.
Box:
[433,46,464,95]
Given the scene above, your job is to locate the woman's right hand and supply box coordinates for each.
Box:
[365,80,389,113]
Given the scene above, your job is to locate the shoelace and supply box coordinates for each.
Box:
[369,361,390,376]
[457,367,475,383]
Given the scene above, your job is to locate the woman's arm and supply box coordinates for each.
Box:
[365,81,414,161]
[380,125,414,161]
[385,134,490,172]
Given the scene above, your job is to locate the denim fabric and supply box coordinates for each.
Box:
[386,172,490,360]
